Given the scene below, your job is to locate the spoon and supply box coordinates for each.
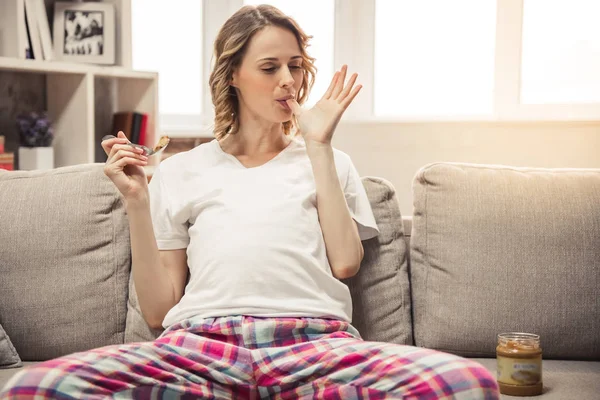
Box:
[101,134,170,157]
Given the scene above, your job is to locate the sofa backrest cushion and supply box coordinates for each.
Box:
[0,164,131,361]
[0,323,21,369]
[410,162,600,360]
[343,176,413,345]
[125,175,414,346]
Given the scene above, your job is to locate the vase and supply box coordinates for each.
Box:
[18,146,54,170]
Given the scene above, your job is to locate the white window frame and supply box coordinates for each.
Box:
[163,0,600,136]
[494,0,599,121]
[344,0,600,122]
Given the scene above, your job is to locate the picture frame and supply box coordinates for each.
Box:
[52,1,115,65]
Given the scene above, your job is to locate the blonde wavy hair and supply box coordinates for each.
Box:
[209,5,317,140]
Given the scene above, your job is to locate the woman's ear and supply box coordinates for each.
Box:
[231,71,238,88]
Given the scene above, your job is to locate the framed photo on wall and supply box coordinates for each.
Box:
[52,1,115,65]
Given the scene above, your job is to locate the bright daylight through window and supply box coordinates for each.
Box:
[521,0,600,104]
[374,0,497,118]
[130,1,599,126]
[131,0,203,118]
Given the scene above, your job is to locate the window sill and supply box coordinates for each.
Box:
[158,106,600,137]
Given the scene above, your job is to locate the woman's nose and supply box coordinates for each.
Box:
[280,66,295,87]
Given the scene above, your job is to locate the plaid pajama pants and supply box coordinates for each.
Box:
[1,315,499,399]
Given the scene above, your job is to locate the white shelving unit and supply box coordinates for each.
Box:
[0,0,160,168]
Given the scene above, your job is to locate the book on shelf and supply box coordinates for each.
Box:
[24,0,42,60]
[0,153,15,171]
[111,111,149,146]
[0,0,53,60]
[32,0,53,60]
[0,136,4,154]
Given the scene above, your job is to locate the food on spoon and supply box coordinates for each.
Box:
[153,136,170,153]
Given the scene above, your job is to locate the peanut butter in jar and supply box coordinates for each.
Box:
[496,333,543,396]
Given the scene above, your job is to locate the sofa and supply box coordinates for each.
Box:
[0,161,599,399]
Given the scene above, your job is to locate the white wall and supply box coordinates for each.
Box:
[333,121,600,215]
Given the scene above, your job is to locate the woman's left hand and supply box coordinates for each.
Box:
[286,65,361,146]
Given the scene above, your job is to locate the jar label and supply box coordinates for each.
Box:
[497,355,542,386]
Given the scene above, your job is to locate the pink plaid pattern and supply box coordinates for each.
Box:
[1,316,499,399]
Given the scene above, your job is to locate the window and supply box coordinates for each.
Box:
[521,0,600,104]
[243,0,335,107]
[373,0,497,117]
[130,0,599,132]
[132,0,203,118]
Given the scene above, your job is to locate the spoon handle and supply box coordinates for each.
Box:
[101,135,117,142]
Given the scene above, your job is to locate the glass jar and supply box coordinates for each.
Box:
[496,332,543,396]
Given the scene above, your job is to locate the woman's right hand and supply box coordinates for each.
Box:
[102,131,149,201]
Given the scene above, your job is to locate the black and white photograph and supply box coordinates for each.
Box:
[63,10,104,56]
[53,1,115,65]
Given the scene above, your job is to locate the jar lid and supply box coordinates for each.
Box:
[498,332,540,340]
[498,332,541,349]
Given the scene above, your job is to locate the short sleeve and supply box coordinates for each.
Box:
[148,165,190,250]
[343,158,380,241]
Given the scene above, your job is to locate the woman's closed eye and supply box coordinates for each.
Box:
[262,65,303,73]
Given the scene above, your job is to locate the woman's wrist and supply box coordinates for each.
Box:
[305,139,333,159]
[124,192,150,211]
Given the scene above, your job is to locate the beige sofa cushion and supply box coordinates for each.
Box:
[125,176,414,345]
[343,177,413,344]
[410,162,600,360]
[475,358,600,400]
[0,324,21,369]
[0,164,131,361]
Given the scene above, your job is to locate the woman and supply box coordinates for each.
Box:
[1,5,499,399]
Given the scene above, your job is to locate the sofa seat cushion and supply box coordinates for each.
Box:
[0,164,131,361]
[0,361,39,390]
[473,358,600,399]
[410,162,600,360]
[0,361,39,391]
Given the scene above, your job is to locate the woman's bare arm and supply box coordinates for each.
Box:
[102,132,188,330]
[286,66,365,279]
[306,144,363,280]
[126,197,188,329]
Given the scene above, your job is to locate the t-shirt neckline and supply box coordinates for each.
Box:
[212,137,298,170]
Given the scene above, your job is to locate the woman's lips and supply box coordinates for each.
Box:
[277,100,291,111]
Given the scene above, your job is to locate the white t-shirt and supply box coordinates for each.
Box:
[147,136,379,329]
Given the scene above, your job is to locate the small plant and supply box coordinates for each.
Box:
[17,112,54,147]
